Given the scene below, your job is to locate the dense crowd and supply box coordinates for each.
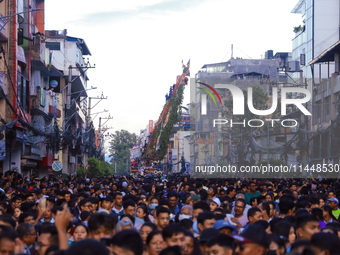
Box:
[0,172,340,255]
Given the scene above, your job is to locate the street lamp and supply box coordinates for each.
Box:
[0,7,41,32]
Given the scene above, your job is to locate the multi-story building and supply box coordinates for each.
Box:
[45,29,91,175]
[292,0,340,166]
[191,56,300,174]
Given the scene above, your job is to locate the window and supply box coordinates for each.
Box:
[46,42,60,51]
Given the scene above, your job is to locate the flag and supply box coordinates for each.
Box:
[187,59,190,67]
[182,59,185,68]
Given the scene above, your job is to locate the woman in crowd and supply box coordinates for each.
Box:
[72,223,89,243]
[146,230,165,255]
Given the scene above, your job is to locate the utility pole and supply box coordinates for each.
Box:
[66,65,72,114]
[231,44,233,59]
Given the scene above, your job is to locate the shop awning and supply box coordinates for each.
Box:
[309,40,340,65]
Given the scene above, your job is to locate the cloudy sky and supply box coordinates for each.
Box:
[45,0,302,148]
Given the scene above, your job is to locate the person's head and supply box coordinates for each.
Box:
[123,199,136,217]
[11,196,22,209]
[267,234,286,255]
[311,232,340,255]
[146,230,164,255]
[311,207,324,221]
[113,192,123,207]
[88,212,115,241]
[197,211,216,233]
[182,231,195,255]
[140,222,157,245]
[156,207,170,230]
[111,229,143,255]
[296,214,320,240]
[79,198,92,212]
[168,192,178,209]
[162,224,185,251]
[328,198,339,210]
[17,223,36,246]
[0,228,17,255]
[192,201,210,222]
[136,205,148,221]
[73,224,89,242]
[272,221,296,244]
[209,198,221,212]
[116,219,134,232]
[64,191,71,202]
[234,199,246,217]
[319,197,326,207]
[101,196,114,211]
[36,225,58,255]
[43,206,53,220]
[247,207,263,225]
[278,195,295,216]
[250,197,258,207]
[234,224,269,255]
[249,182,256,192]
[227,187,236,198]
[0,214,16,228]
[207,234,234,255]
[322,205,335,220]
[13,207,22,220]
[65,239,108,255]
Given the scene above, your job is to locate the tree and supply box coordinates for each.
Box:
[77,157,113,178]
[109,130,136,175]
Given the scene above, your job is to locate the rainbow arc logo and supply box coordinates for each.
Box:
[197,82,222,106]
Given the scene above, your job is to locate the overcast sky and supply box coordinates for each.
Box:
[45,0,302,146]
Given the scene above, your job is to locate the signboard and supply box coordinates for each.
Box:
[50,80,58,88]
[149,120,153,134]
[40,88,46,107]
[52,161,62,171]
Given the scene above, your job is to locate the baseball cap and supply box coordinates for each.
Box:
[122,181,128,187]
[213,220,237,233]
[211,197,221,207]
[231,224,269,248]
[199,228,220,242]
[328,198,339,204]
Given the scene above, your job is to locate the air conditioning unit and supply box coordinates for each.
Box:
[288,61,300,72]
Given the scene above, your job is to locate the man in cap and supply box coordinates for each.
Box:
[209,197,221,212]
[328,197,340,219]
[99,195,114,213]
[232,224,269,255]
[213,219,237,235]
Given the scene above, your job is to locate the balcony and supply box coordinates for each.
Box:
[0,15,7,42]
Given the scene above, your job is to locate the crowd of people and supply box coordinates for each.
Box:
[0,172,340,255]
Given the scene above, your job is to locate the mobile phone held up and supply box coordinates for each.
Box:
[191,195,201,201]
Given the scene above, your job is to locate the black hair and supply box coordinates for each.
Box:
[113,192,123,200]
[123,199,136,209]
[141,222,157,233]
[65,239,108,255]
[162,224,185,240]
[226,187,235,195]
[167,191,178,199]
[18,212,33,225]
[40,225,59,245]
[197,211,216,226]
[247,207,261,219]
[178,219,193,231]
[193,201,210,212]
[311,208,324,221]
[268,234,286,253]
[137,204,149,222]
[250,197,258,205]
[146,230,162,246]
[278,195,295,215]
[322,205,337,221]
[198,189,208,201]
[17,222,34,239]
[262,202,270,216]
[159,199,170,207]
[111,229,143,255]
[156,206,170,217]
[296,214,318,229]
[78,198,90,210]
[88,212,115,232]
[273,221,295,241]
[159,246,181,255]
[207,234,234,249]
[0,226,18,242]
[52,206,64,215]
[73,223,89,234]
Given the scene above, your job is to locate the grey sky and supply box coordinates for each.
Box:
[45,0,302,147]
